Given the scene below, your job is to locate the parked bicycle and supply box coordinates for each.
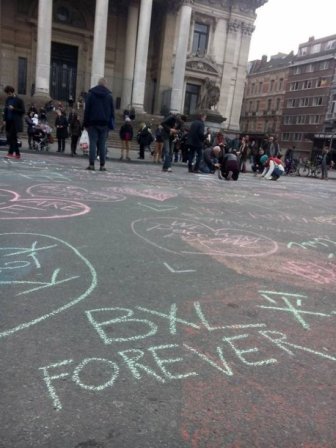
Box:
[298,155,322,177]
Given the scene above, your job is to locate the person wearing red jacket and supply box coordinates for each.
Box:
[259,154,284,180]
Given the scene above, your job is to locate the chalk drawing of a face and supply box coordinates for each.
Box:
[0,233,97,339]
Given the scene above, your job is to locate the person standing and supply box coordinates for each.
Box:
[238,136,248,173]
[153,124,164,163]
[204,127,213,147]
[187,112,207,173]
[55,109,68,153]
[321,146,331,180]
[25,111,35,150]
[119,117,133,161]
[83,78,115,171]
[2,85,25,159]
[160,113,185,172]
[69,112,82,156]
[137,123,153,160]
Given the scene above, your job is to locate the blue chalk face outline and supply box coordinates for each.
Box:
[0,233,97,339]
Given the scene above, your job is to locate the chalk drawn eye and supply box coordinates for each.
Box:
[0,260,30,271]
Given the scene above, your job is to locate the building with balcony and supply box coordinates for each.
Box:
[0,0,267,131]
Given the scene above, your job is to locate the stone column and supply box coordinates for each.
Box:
[131,0,153,112]
[34,0,53,99]
[121,1,139,110]
[170,0,193,114]
[90,0,109,87]
[229,22,254,130]
[218,19,241,130]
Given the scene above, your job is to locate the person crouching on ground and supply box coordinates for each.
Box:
[199,145,222,173]
[218,150,240,181]
[259,154,284,180]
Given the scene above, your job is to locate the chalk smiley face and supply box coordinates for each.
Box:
[0,233,97,339]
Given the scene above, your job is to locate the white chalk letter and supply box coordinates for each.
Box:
[72,358,119,391]
[86,307,158,344]
[39,359,73,411]
[118,349,165,383]
[259,330,336,362]
[148,344,198,380]
[223,334,277,366]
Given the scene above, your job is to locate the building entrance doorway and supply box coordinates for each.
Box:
[50,42,78,101]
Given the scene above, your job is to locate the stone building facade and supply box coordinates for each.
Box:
[281,35,336,155]
[0,0,266,131]
[241,34,336,157]
[240,53,294,139]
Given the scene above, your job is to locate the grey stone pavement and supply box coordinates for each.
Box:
[0,139,335,448]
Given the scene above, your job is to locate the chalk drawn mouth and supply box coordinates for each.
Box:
[0,233,97,339]
[131,217,278,257]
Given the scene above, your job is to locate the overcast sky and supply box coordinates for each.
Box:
[248,0,336,61]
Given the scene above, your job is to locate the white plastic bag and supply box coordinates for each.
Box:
[79,129,89,153]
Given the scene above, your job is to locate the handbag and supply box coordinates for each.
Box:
[79,129,89,153]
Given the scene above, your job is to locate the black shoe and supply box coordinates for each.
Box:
[99,166,106,171]
[86,165,95,170]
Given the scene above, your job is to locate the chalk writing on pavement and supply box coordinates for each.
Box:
[0,233,97,338]
[132,218,278,257]
[38,292,335,411]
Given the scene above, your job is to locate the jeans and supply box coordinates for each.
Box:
[87,126,108,166]
[162,138,174,170]
[188,145,203,171]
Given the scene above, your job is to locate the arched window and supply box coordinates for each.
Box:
[54,4,86,28]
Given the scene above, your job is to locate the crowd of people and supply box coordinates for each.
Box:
[1,82,334,179]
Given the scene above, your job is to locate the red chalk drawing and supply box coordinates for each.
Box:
[107,187,177,202]
[132,217,278,257]
[27,184,126,203]
[282,261,336,285]
[0,189,20,205]
[0,198,90,219]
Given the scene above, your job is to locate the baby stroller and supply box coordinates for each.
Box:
[32,123,52,151]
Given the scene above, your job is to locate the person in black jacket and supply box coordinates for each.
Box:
[69,113,82,156]
[55,109,69,153]
[187,113,207,173]
[2,85,25,159]
[83,78,115,171]
[161,113,185,172]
